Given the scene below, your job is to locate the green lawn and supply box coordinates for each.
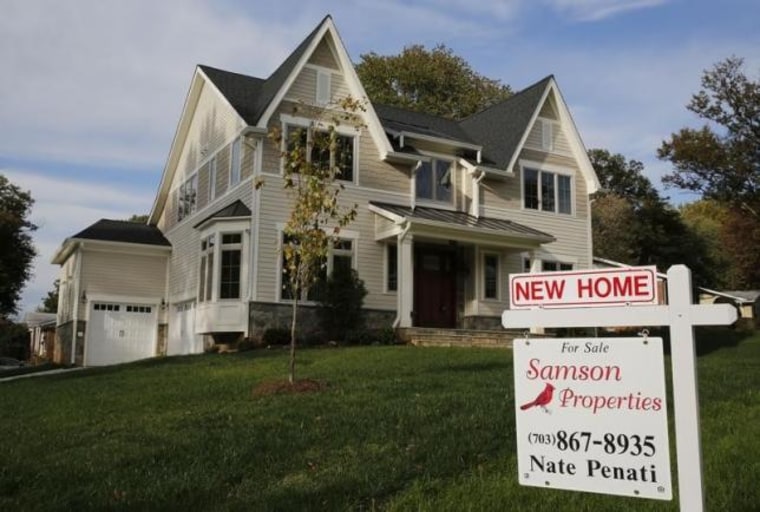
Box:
[1,329,759,511]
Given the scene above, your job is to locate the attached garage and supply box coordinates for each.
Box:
[168,301,204,355]
[85,301,159,366]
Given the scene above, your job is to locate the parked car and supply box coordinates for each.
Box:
[0,357,25,370]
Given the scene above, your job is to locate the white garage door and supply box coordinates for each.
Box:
[86,302,158,366]
[167,302,204,356]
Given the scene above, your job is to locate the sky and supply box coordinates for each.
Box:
[2,0,759,316]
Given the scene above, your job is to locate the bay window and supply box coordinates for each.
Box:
[197,227,246,303]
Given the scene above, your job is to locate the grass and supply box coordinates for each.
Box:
[1,328,759,511]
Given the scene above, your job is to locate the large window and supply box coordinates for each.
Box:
[208,156,217,203]
[229,139,241,187]
[386,244,397,292]
[523,167,572,214]
[198,230,245,302]
[219,234,242,299]
[177,174,198,222]
[416,159,452,203]
[523,257,573,273]
[198,234,215,302]
[283,124,355,182]
[280,234,355,301]
[483,253,499,300]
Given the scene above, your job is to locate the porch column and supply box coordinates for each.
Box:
[397,233,414,327]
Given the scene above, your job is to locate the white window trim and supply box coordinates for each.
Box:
[519,159,575,216]
[197,219,250,304]
[278,114,360,184]
[175,172,199,222]
[276,225,359,304]
[229,138,241,187]
[482,251,501,301]
[414,155,456,206]
[383,243,398,294]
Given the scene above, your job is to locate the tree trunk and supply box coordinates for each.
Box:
[289,295,298,385]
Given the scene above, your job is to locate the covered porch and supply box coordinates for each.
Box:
[370,201,555,329]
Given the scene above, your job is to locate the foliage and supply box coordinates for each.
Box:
[1,334,760,510]
[317,265,368,341]
[355,44,512,119]
[261,327,292,346]
[679,200,735,289]
[659,57,760,217]
[127,214,149,223]
[37,279,59,313]
[0,319,29,360]
[268,98,362,383]
[0,174,37,318]
[588,150,716,286]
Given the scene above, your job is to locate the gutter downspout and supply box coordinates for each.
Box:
[392,221,412,329]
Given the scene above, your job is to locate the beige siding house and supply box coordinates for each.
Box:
[51,15,600,365]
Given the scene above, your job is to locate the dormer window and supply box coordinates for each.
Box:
[416,159,452,203]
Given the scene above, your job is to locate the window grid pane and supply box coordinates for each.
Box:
[541,171,555,212]
[558,175,572,214]
[484,254,498,299]
[416,161,433,200]
[435,160,452,202]
[523,169,539,210]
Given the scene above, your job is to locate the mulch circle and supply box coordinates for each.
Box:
[251,378,328,397]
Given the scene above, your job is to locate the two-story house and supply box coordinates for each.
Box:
[51,15,599,366]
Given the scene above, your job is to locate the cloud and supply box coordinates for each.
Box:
[547,0,669,21]
[2,167,155,314]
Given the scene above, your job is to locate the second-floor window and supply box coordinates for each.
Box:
[177,174,198,222]
[523,168,572,215]
[284,125,355,182]
[208,157,217,203]
[229,139,241,187]
[416,159,452,203]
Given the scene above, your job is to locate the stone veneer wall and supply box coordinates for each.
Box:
[74,321,87,366]
[55,321,74,365]
[157,324,168,356]
[248,302,395,342]
[462,315,503,330]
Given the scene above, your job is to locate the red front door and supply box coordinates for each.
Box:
[414,248,456,328]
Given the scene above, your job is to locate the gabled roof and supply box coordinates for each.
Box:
[71,219,171,246]
[460,76,553,169]
[370,201,555,243]
[198,15,327,126]
[193,200,252,228]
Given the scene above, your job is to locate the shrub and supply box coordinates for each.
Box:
[317,266,368,342]
[262,327,292,346]
[236,338,257,352]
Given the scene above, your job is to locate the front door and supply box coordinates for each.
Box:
[414,248,456,328]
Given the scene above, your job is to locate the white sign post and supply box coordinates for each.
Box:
[514,336,671,499]
[502,265,737,511]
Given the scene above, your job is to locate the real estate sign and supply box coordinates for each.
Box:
[513,337,672,500]
[509,266,658,309]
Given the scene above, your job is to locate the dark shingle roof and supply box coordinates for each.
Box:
[373,104,477,145]
[72,220,171,247]
[370,201,554,242]
[199,15,330,126]
[193,200,252,228]
[460,75,553,169]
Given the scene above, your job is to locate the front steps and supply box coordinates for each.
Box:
[397,328,526,349]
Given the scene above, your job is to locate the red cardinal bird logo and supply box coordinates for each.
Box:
[520,382,555,413]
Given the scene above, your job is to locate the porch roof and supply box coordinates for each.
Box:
[369,201,555,246]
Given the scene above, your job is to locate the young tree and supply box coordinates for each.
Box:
[0,174,37,318]
[355,44,511,119]
[658,57,760,217]
[269,98,362,384]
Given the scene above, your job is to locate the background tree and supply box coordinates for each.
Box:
[658,57,760,217]
[588,149,716,286]
[0,174,37,318]
[127,214,149,223]
[269,99,361,384]
[355,44,511,119]
[37,279,59,314]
